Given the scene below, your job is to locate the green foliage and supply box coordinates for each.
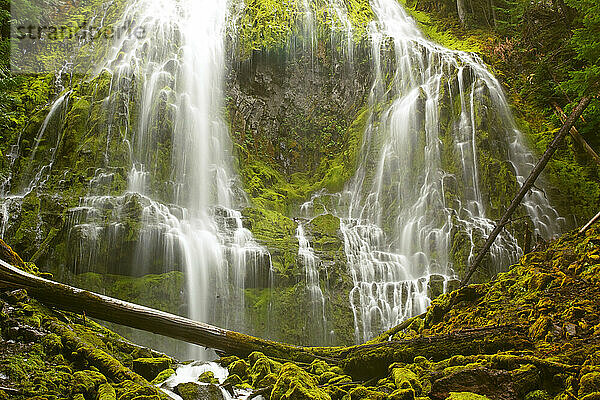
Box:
[237,0,374,57]
[238,0,301,55]
[563,0,600,96]
[399,0,482,53]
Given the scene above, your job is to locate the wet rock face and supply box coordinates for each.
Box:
[227,46,372,178]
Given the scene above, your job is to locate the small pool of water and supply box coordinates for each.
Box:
[159,361,264,400]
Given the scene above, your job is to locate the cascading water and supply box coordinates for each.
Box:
[302,0,562,342]
[295,222,328,342]
[47,0,273,356]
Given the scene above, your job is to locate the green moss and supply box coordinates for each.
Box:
[151,369,175,385]
[97,383,117,400]
[271,363,331,400]
[397,0,482,53]
[132,358,172,382]
[447,393,492,400]
[389,388,416,400]
[72,369,108,395]
[309,214,340,236]
[237,105,369,215]
[198,370,219,384]
[390,366,422,394]
[580,373,600,396]
[238,0,301,56]
[41,332,63,355]
[237,0,374,57]
[524,390,550,400]
[72,272,185,314]
[228,359,250,380]
[348,386,387,400]
[241,207,298,278]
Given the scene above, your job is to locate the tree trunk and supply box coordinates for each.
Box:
[456,0,467,25]
[461,95,593,287]
[0,258,530,374]
[579,210,600,233]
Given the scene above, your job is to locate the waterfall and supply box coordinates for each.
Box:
[1,0,565,350]
[49,0,274,357]
[301,0,562,342]
[296,222,328,342]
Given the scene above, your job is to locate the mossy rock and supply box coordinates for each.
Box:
[524,390,551,400]
[72,369,108,396]
[580,373,600,397]
[223,374,243,386]
[309,359,331,376]
[447,393,492,400]
[198,370,219,384]
[348,386,387,400]
[151,368,175,385]
[228,359,250,379]
[174,382,224,400]
[41,332,63,355]
[97,383,117,400]
[389,388,416,400]
[247,352,283,386]
[390,366,422,394]
[271,363,331,400]
[132,357,172,382]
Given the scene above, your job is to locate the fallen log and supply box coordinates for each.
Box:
[579,210,600,234]
[0,258,530,374]
[340,325,531,378]
[0,258,314,362]
[461,95,594,287]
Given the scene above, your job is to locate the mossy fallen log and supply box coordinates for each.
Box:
[0,258,530,375]
[338,325,531,378]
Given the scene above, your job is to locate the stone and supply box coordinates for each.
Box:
[271,363,331,400]
[175,382,224,400]
[579,373,600,397]
[391,367,422,394]
[132,357,171,382]
[389,388,416,400]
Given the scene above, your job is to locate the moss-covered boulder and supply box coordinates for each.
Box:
[271,363,331,400]
[174,382,224,400]
[447,393,492,400]
[72,369,108,396]
[132,357,172,382]
[579,373,600,397]
[348,386,387,400]
[390,365,422,394]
